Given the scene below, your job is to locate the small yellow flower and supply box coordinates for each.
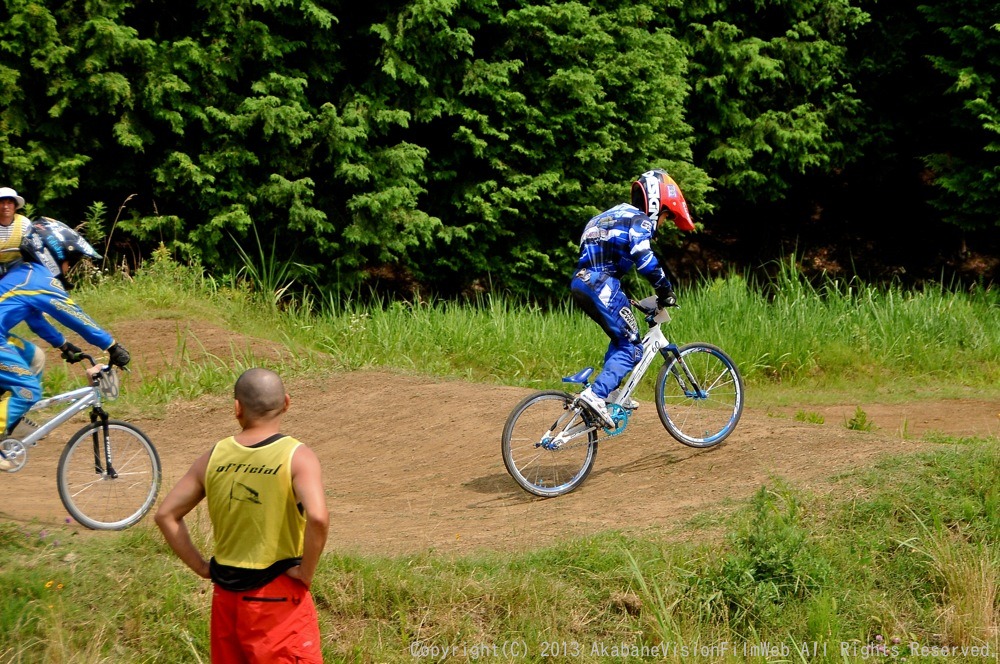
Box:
[45,580,54,588]
[57,583,64,590]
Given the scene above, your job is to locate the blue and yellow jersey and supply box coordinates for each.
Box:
[0,262,113,350]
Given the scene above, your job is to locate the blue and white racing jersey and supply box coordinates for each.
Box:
[575,203,672,291]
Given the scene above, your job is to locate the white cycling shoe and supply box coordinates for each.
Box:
[578,387,615,428]
[607,389,639,410]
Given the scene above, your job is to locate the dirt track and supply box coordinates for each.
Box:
[2,319,998,556]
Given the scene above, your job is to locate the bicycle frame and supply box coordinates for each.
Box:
[20,386,101,445]
[609,306,705,404]
[555,306,677,442]
[610,315,673,405]
[14,368,118,477]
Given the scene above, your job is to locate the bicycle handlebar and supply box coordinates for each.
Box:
[78,354,122,401]
[76,353,128,372]
[630,295,673,325]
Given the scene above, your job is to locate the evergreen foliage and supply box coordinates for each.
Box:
[670,0,867,202]
[919,2,1000,231]
[0,0,994,299]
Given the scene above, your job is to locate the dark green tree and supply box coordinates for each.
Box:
[670,0,869,205]
[919,2,1000,231]
[371,0,704,296]
[6,0,993,298]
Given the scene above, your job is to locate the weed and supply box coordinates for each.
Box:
[795,410,825,424]
[231,221,317,310]
[846,406,877,431]
[686,485,832,631]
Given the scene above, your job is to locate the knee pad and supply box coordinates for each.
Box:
[27,346,45,376]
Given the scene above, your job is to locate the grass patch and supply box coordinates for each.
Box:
[795,409,825,425]
[5,437,1000,661]
[845,406,878,432]
[47,251,1000,413]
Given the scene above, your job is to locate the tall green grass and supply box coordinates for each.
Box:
[61,251,1000,407]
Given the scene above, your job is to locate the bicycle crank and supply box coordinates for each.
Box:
[0,438,28,473]
[602,404,630,437]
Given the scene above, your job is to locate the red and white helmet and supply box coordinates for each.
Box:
[630,169,694,231]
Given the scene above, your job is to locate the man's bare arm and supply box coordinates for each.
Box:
[154,451,212,580]
[287,444,329,588]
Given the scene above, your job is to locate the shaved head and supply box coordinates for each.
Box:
[234,368,287,419]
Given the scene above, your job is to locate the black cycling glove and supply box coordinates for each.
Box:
[656,288,677,308]
[107,342,131,368]
[59,341,84,363]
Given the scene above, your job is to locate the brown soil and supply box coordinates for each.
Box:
[1,319,998,556]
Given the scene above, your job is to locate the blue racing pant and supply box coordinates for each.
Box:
[570,271,642,399]
[0,335,44,435]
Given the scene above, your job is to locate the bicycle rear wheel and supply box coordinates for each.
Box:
[655,343,744,448]
[501,390,598,497]
[57,420,162,530]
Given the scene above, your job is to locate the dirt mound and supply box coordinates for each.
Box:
[2,321,997,555]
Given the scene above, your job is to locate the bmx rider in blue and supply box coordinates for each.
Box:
[570,169,695,428]
[0,218,130,466]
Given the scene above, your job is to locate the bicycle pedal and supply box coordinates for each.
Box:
[0,438,28,473]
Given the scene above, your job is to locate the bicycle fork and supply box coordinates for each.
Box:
[88,408,117,478]
[617,326,708,400]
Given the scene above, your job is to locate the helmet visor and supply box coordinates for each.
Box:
[660,175,694,231]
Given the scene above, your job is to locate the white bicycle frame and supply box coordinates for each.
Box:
[546,298,679,448]
[607,303,674,407]
[17,383,104,448]
[2,363,119,475]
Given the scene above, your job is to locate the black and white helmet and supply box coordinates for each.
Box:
[23,217,102,287]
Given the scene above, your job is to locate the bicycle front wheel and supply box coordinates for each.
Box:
[502,390,598,497]
[655,343,744,448]
[57,420,162,530]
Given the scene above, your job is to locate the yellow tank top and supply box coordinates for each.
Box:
[0,215,29,269]
[205,434,306,570]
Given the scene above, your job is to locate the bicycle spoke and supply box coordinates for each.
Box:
[59,422,161,530]
[502,391,598,497]
[656,344,744,448]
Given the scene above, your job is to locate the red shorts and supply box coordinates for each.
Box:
[211,574,323,663]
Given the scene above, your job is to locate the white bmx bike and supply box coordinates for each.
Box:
[501,296,744,497]
[0,357,161,530]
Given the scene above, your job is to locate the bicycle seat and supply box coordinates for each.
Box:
[562,367,594,385]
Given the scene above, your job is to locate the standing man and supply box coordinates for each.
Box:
[155,368,330,663]
[0,187,31,276]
